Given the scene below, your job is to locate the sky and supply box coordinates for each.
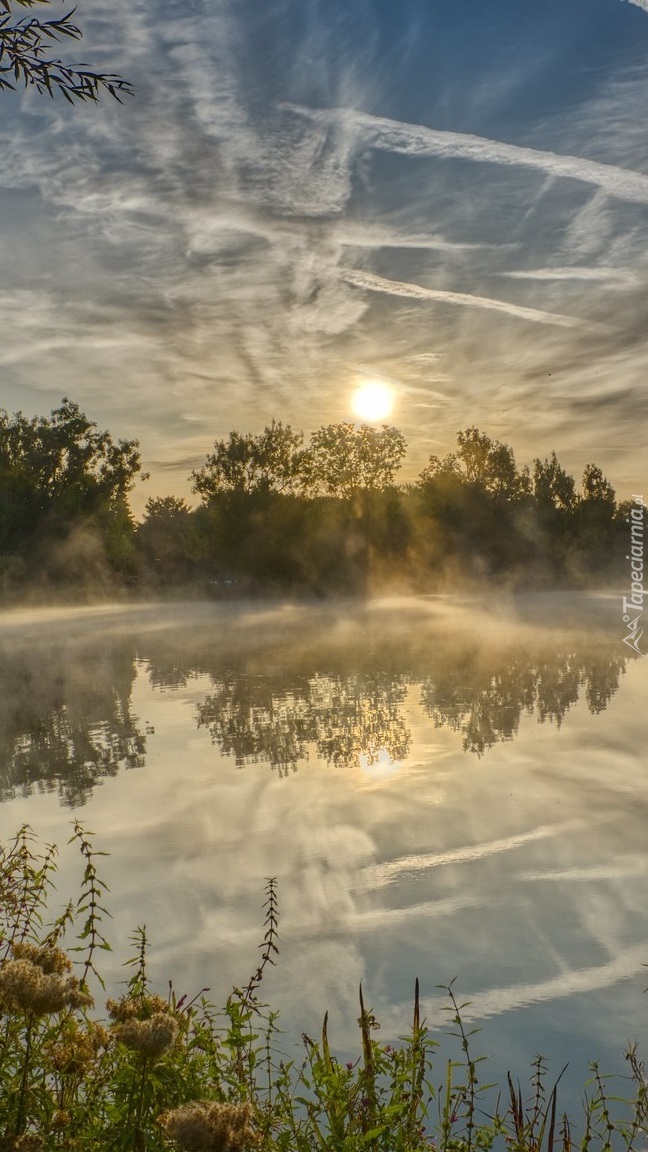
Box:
[1,0,648,515]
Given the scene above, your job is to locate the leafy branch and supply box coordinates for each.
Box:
[0,0,133,102]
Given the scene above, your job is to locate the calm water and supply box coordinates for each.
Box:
[0,594,646,1118]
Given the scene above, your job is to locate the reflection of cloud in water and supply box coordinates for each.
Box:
[358,819,586,889]
[417,942,648,1026]
[521,858,648,883]
[0,597,645,1108]
[348,893,484,932]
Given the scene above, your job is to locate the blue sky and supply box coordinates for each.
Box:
[1,0,647,512]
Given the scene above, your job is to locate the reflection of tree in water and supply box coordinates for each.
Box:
[311,673,410,770]
[0,642,146,807]
[0,604,632,804]
[196,677,312,774]
[196,672,410,775]
[193,627,629,768]
[420,647,627,756]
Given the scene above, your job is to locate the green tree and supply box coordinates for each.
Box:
[191,421,310,500]
[0,0,132,101]
[137,497,196,586]
[308,423,407,498]
[0,397,142,584]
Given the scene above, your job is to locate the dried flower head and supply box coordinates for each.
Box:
[51,1110,72,1130]
[0,947,93,1017]
[12,943,72,976]
[0,1135,45,1151]
[113,1012,178,1059]
[159,1100,258,1152]
[107,993,169,1023]
[46,1019,109,1076]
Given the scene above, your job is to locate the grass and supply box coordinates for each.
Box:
[0,824,645,1152]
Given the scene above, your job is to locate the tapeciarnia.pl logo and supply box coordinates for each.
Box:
[622,493,645,655]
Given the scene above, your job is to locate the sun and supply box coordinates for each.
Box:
[351,381,394,422]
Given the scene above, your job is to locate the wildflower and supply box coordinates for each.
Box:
[0,945,93,1017]
[12,943,72,976]
[0,1136,45,1151]
[108,992,178,1058]
[51,1110,72,1129]
[346,1062,354,1070]
[113,1012,178,1059]
[159,1100,258,1152]
[107,993,169,1023]
[47,1020,109,1076]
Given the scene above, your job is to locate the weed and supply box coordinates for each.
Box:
[0,825,645,1152]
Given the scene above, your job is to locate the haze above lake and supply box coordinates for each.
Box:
[0,594,646,1116]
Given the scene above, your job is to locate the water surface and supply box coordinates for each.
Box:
[0,594,646,1117]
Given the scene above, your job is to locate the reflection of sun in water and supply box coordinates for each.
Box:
[351,381,394,422]
[359,747,402,779]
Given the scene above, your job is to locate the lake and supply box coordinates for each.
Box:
[0,593,646,1122]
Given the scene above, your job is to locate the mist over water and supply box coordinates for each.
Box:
[0,594,646,1118]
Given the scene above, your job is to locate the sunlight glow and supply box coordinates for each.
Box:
[351,381,394,422]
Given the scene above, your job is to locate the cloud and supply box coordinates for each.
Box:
[500,266,638,287]
[330,222,489,252]
[623,0,648,11]
[1,0,648,504]
[283,103,648,206]
[340,268,612,332]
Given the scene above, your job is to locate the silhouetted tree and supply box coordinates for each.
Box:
[532,452,577,512]
[191,421,310,500]
[581,463,615,507]
[416,428,534,581]
[308,423,406,498]
[137,496,196,585]
[420,427,530,504]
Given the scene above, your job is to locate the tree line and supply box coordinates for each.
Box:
[0,398,639,599]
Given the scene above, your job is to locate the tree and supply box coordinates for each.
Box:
[419,427,530,503]
[573,463,617,562]
[532,452,577,512]
[0,397,142,578]
[191,421,310,501]
[137,497,195,585]
[308,423,407,498]
[581,463,615,506]
[0,397,141,508]
[0,0,132,102]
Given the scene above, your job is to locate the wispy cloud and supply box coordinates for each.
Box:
[0,0,647,505]
[284,104,648,206]
[500,266,638,287]
[340,269,612,332]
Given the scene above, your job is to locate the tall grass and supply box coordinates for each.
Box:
[0,824,645,1152]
